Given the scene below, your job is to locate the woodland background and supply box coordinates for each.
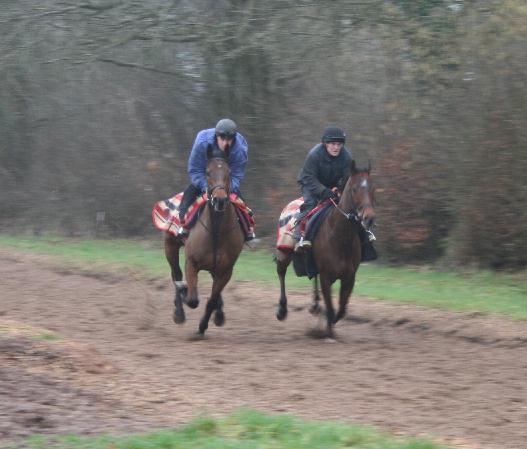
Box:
[1,0,526,269]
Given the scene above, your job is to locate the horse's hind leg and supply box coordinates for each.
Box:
[199,271,231,335]
[165,233,186,324]
[165,233,183,282]
[335,274,355,323]
[275,249,292,321]
[309,275,322,315]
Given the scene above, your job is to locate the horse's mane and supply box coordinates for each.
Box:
[207,143,229,161]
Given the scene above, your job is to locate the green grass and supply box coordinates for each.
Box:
[14,410,450,449]
[1,234,526,319]
[31,332,61,341]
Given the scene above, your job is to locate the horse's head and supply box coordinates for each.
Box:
[342,160,376,231]
[206,144,231,213]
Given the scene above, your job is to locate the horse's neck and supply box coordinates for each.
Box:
[324,193,359,248]
[207,201,237,231]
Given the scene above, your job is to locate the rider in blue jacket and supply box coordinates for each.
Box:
[178,118,254,239]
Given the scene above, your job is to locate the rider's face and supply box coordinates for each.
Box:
[325,141,344,157]
[216,135,234,151]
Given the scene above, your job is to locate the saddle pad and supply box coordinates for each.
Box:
[276,198,330,250]
[153,192,254,237]
[276,197,304,250]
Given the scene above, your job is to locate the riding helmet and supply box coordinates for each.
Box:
[215,118,238,138]
[322,126,346,144]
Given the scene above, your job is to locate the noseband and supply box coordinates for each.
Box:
[208,184,229,212]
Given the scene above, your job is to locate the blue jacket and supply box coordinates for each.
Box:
[187,128,248,193]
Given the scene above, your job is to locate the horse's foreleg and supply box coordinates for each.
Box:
[185,260,200,309]
[335,275,355,323]
[199,271,231,335]
[319,274,335,338]
[309,275,322,315]
[212,268,232,327]
[275,250,292,321]
[213,294,225,327]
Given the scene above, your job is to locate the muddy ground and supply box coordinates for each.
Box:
[0,250,526,448]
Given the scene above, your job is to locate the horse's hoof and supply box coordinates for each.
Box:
[198,323,208,335]
[309,302,322,315]
[276,306,288,321]
[173,310,185,324]
[214,311,225,327]
[334,312,345,323]
[186,298,199,309]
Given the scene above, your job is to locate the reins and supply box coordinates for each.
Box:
[329,198,376,242]
[329,198,360,222]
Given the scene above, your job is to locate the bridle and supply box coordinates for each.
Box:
[206,156,230,213]
[208,184,229,212]
[329,174,377,241]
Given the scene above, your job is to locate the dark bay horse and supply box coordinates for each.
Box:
[275,160,376,337]
[164,146,245,335]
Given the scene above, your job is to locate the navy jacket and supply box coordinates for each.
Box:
[187,128,248,193]
[297,143,352,199]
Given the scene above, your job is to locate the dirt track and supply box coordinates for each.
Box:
[1,250,526,449]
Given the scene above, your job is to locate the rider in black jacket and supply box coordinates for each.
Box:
[295,126,351,250]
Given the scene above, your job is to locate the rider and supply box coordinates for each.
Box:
[178,118,255,240]
[295,126,361,252]
[294,126,377,259]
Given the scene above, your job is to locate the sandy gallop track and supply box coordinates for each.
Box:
[0,250,526,449]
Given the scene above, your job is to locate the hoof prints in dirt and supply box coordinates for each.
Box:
[0,365,121,440]
[0,336,126,441]
[345,312,527,349]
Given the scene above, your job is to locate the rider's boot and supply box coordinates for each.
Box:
[359,226,377,261]
[178,184,201,236]
[293,209,311,253]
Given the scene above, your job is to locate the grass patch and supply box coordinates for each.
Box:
[1,234,526,319]
[13,409,450,449]
[31,332,61,341]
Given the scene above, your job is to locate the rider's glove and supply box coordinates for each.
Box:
[321,189,338,201]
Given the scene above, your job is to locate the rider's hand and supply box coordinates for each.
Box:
[321,189,338,201]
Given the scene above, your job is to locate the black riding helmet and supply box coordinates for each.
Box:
[215,118,238,138]
[322,126,346,144]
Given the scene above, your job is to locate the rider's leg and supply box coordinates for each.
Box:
[235,190,256,241]
[178,184,202,235]
[359,226,378,262]
[294,188,316,251]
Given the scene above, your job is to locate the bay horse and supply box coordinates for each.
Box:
[164,145,245,335]
[275,160,376,338]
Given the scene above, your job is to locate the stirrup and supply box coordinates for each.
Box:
[294,237,312,252]
[245,231,256,242]
[366,229,376,242]
[177,227,189,237]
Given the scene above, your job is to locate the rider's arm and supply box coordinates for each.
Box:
[299,151,327,198]
[229,136,248,193]
[188,133,208,192]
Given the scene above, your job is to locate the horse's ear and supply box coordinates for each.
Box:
[206,143,213,160]
[224,145,230,160]
[350,159,357,174]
